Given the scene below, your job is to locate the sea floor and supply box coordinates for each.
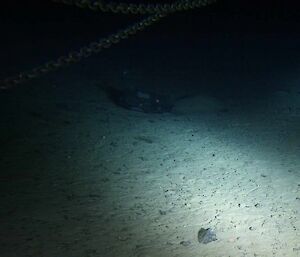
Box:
[1,69,300,257]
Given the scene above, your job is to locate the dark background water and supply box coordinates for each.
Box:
[0,0,299,98]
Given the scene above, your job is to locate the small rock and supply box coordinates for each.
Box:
[197,228,217,244]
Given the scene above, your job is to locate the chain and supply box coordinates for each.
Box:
[52,0,216,14]
[0,0,216,90]
[0,13,166,90]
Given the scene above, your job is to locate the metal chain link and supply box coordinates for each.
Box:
[0,0,216,90]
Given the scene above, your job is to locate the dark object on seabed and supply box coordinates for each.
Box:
[197,228,217,244]
[105,87,173,113]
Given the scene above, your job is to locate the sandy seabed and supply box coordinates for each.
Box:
[0,76,300,257]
